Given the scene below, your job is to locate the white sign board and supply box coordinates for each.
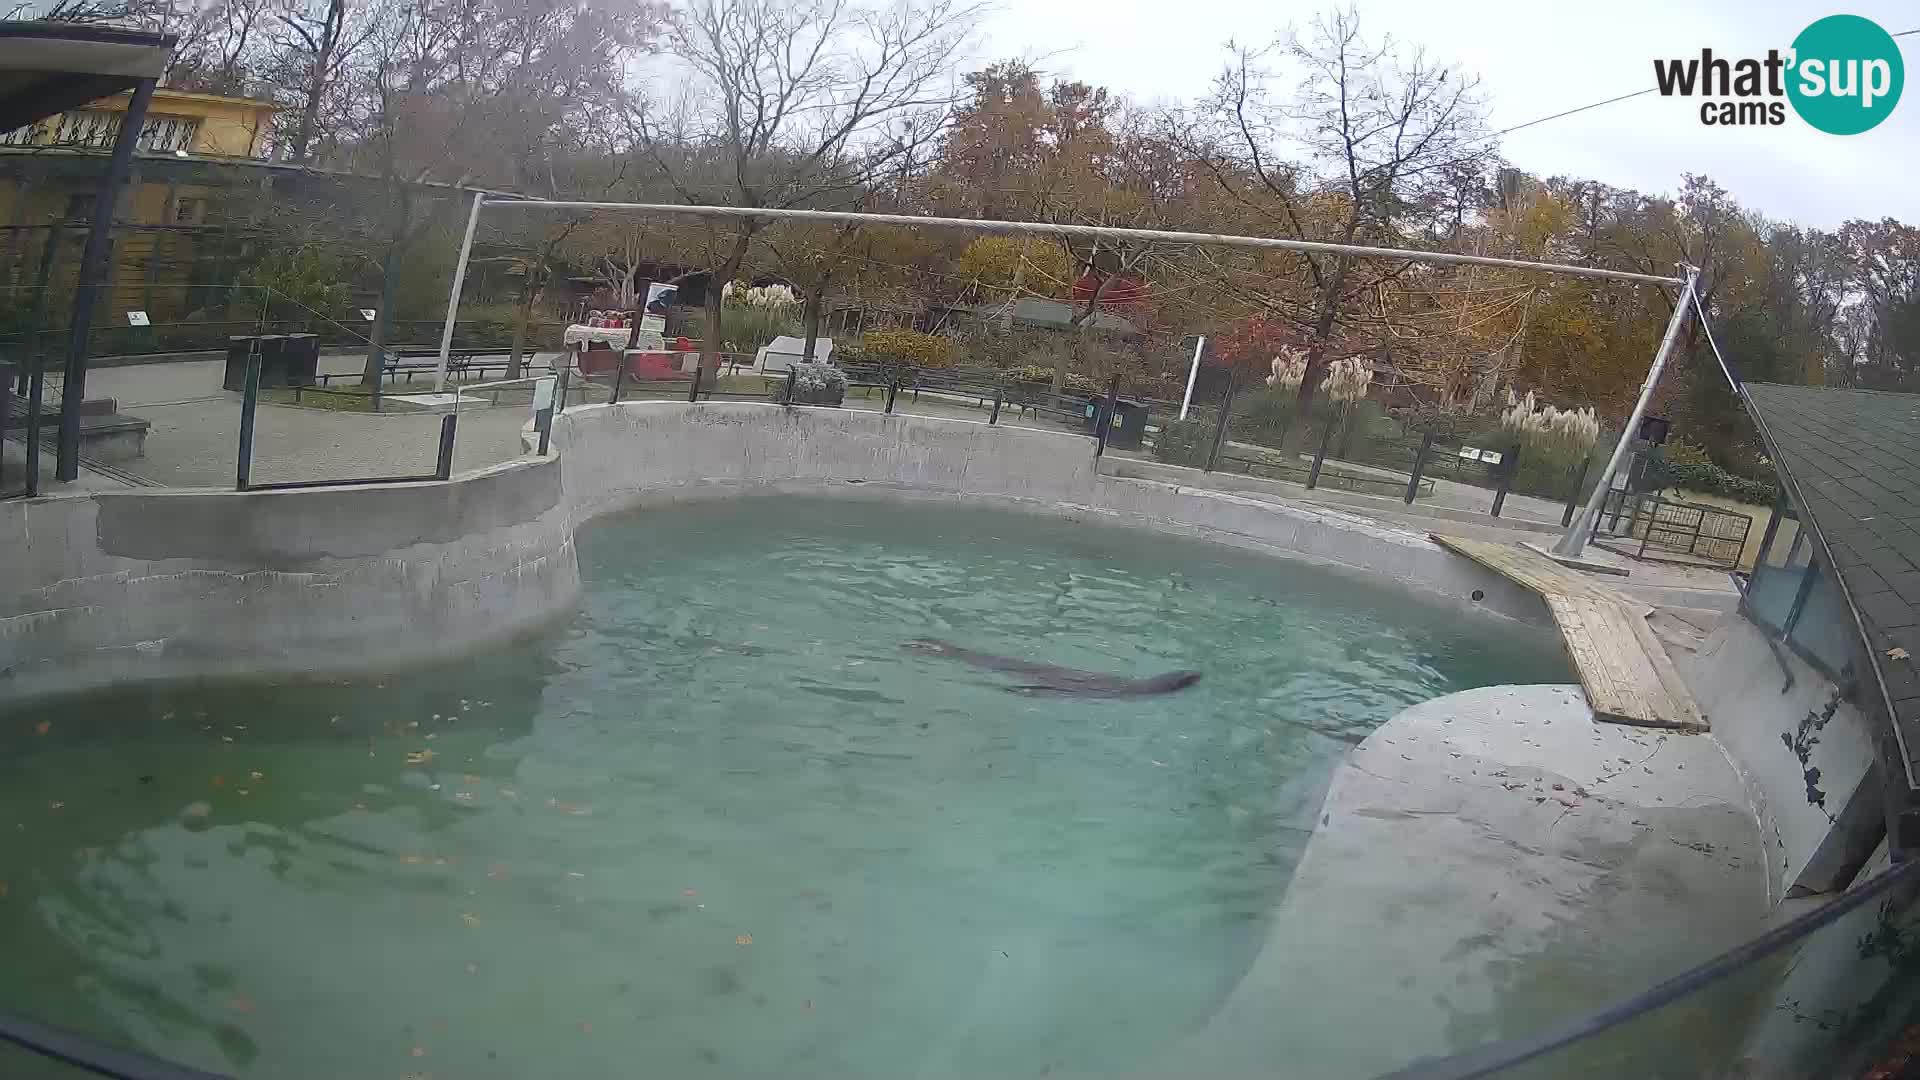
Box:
[642,282,677,334]
[360,309,378,322]
[125,310,150,327]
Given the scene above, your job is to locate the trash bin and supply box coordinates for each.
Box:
[254,335,289,387]
[222,336,254,391]
[285,334,319,386]
[1084,396,1148,449]
[1083,396,1103,435]
[1107,399,1148,450]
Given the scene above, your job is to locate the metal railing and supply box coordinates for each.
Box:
[1598,489,1754,568]
[232,342,458,492]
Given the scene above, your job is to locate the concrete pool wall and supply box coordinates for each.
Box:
[0,401,1548,701]
[0,398,1901,1072]
[0,455,578,701]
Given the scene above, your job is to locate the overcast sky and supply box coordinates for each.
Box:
[979,0,1918,231]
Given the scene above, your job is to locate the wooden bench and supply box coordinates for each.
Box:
[1430,533,1706,731]
[312,347,524,386]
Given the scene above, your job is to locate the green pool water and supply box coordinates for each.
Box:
[0,497,1571,1079]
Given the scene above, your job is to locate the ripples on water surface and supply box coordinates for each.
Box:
[0,496,1570,1078]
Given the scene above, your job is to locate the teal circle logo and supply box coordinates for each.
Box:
[1787,15,1904,134]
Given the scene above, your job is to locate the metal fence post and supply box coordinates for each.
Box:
[1205,373,1237,472]
[610,354,628,404]
[686,362,702,403]
[785,366,798,405]
[1306,411,1337,489]
[1094,373,1121,458]
[990,384,1003,425]
[556,363,571,411]
[535,376,556,457]
[1491,443,1521,518]
[22,348,44,498]
[1562,458,1593,527]
[884,370,899,414]
[1405,432,1435,504]
[235,343,261,491]
[433,413,458,480]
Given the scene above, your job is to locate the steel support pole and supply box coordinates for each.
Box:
[1491,444,1520,518]
[235,344,260,490]
[435,190,485,393]
[1554,265,1700,557]
[1179,335,1205,420]
[1306,413,1337,490]
[59,77,155,482]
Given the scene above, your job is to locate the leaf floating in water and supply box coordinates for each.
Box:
[33,721,49,736]
[736,934,753,946]
[402,855,427,865]
[499,788,517,800]
[461,913,481,928]
[47,801,63,812]
[566,872,585,879]
[1890,646,1912,661]
[410,1046,427,1058]
[406,750,435,765]
[454,792,474,802]
[0,881,9,899]
[682,888,699,898]
[577,1021,592,1034]
[464,962,479,975]
[249,771,265,783]
[463,775,481,785]
[486,864,508,880]
[228,995,255,1013]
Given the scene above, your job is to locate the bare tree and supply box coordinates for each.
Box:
[1179,4,1491,411]
[271,0,378,163]
[629,0,981,380]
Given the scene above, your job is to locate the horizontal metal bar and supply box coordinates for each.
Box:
[241,472,446,492]
[479,200,1685,286]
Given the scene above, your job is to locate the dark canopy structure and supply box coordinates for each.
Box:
[1743,382,1920,849]
[0,19,174,485]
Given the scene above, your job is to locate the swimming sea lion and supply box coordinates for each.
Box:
[902,638,1201,698]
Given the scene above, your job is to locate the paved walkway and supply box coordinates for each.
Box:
[76,355,555,489]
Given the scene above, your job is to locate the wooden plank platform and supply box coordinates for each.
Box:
[1431,534,1706,731]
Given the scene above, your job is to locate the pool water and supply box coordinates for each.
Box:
[0,497,1571,1079]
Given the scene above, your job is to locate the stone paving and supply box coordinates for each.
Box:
[78,354,554,489]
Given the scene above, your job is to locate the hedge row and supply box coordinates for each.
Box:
[1646,456,1777,506]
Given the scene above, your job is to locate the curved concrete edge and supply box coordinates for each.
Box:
[0,456,581,701]
[1676,618,1881,900]
[1150,684,1770,1080]
[1,400,1548,702]
[554,402,1554,627]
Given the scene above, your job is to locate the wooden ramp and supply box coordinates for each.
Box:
[1431,534,1706,731]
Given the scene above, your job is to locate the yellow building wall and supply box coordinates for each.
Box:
[2,89,274,322]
